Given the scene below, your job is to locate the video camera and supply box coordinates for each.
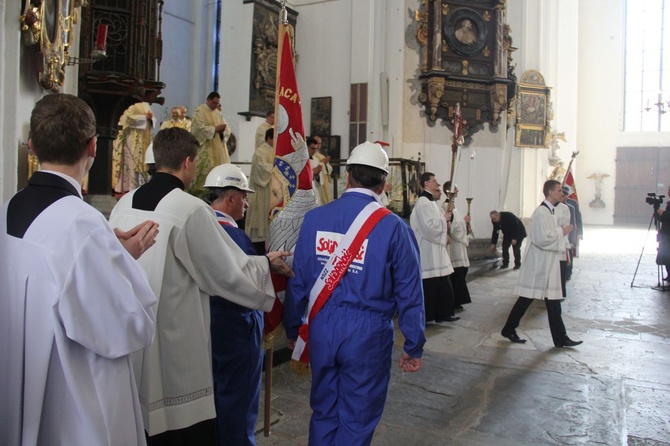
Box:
[646,193,665,210]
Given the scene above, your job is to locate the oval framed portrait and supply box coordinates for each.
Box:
[443,8,488,57]
[42,0,60,45]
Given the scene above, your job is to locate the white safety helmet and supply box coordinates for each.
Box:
[204,163,255,193]
[346,141,389,173]
[144,143,155,164]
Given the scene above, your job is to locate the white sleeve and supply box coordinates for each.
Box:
[411,198,447,244]
[174,206,275,312]
[58,225,156,359]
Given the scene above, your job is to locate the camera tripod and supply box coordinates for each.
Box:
[630,210,668,291]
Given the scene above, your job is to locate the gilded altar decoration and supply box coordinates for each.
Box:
[515,70,552,148]
[413,0,517,141]
[20,0,87,92]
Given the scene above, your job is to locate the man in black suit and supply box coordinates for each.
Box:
[489,210,527,269]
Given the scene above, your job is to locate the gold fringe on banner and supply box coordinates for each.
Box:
[290,359,310,376]
[262,324,285,350]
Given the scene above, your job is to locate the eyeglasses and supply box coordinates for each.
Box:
[87,133,99,143]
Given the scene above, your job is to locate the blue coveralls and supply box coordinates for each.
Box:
[284,189,426,446]
[210,210,264,446]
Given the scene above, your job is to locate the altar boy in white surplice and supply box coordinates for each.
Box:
[0,94,159,446]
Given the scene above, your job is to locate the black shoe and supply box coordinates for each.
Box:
[555,337,583,348]
[513,265,521,270]
[566,275,571,281]
[500,264,509,269]
[437,316,460,323]
[501,330,527,343]
[455,305,464,310]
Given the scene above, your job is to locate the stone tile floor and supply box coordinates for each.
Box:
[255,225,670,445]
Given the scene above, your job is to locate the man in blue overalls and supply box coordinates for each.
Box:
[285,142,426,446]
[205,164,262,446]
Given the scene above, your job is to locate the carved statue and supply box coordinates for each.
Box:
[587,173,610,208]
[548,131,566,167]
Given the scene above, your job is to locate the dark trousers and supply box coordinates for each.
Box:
[560,260,567,297]
[147,419,217,446]
[502,297,567,346]
[502,237,523,267]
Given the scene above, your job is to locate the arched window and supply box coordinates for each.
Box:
[624,0,670,131]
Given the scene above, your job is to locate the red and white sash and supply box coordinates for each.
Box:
[291,201,391,364]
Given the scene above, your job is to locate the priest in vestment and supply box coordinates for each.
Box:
[112,102,155,194]
[307,136,333,205]
[245,128,275,245]
[190,92,231,193]
[254,110,274,149]
[160,106,192,132]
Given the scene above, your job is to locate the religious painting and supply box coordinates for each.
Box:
[515,70,551,148]
[247,1,298,115]
[399,159,424,217]
[310,97,332,136]
[516,126,547,148]
[319,135,340,159]
[518,92,547,126]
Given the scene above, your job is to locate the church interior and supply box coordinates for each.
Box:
[3,0,670,444]
[3,0,669,228]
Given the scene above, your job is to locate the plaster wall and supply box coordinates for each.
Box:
[152,2,201,124]
[402,0,509,236]
[1,0,80,203]
[292,0,352,155]
[575,0,670,225]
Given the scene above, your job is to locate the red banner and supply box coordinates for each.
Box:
[264,24,310,343]
[563,169,579,204]
[273,27,312,193]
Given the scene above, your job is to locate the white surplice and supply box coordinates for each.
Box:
[109,187,275,436]
[0,191,156,445]
[514,203,564,300]
[410,195,454,279]
[446,206,470,268]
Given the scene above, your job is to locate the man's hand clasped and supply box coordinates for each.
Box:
[115,220,159,260]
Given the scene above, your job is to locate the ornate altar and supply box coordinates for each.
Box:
[20,0,88,92]
[414,0,517,142]
[515,70,552,148]
[77,0,166,194]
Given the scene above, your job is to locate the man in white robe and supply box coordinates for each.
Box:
[410,172,460,323]
[443,182,472,308]
[190,92,232,194]
[500,179,582,348]
[1,94,158,446]
[110,127,292,444]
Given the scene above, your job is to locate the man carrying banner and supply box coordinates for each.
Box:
[284,141,426,446]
